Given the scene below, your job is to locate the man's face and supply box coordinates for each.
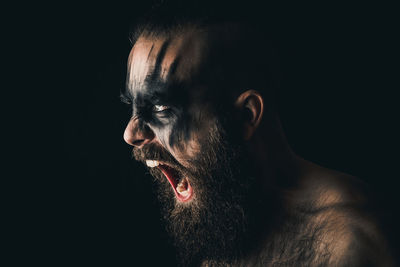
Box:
[123,30,215,201]
[123,29,255,264]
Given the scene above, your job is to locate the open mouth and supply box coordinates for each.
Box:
[146,160,193,202]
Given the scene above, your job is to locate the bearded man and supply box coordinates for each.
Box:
[121,2,394,266]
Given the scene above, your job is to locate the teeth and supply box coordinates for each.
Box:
[176,181,189,197]
[145,160,159,168]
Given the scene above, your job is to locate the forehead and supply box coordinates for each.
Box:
[126,29,208,95]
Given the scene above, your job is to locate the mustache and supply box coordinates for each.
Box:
[132,144,182,169]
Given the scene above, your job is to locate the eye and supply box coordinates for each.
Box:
[153,105,170,112]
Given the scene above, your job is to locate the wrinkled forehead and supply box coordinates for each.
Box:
[126,29,208,95]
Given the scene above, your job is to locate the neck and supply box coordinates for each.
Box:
[247,115,301,192]
[227,116,301,262]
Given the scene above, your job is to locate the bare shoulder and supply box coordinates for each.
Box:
[284,163,395,266]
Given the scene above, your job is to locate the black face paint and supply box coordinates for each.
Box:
[146,43,154,61]
[165,54,181,81]
[145,39,171,85]
[125,66,210,151]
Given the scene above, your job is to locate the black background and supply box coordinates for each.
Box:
[39,1,399,266]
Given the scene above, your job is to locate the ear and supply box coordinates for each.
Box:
[235,90,264,140]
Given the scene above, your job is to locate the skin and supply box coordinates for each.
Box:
[123,27,394,266]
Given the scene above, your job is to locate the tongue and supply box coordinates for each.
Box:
[158,165,193,202]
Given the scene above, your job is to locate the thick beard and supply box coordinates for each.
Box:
[149,120,256,266]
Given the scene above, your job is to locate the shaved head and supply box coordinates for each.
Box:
[127,27,207,86]
[127,21,280,102]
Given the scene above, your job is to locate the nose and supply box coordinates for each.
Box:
[123,117,155,147]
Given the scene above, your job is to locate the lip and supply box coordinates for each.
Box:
[146,160,194,202]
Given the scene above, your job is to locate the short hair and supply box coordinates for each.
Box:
[129,0,281,105]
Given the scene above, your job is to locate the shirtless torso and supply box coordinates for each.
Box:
[202,160,394,266]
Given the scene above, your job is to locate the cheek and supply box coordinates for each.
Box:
[173,133,202,164]
[151,108,218,166]
[175,124,219,166]
[152,124,174,149]
[150,120,203,167]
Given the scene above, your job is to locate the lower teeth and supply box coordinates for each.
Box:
[176,179,189,196]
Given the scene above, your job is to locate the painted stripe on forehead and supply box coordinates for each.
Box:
[145,39,171,84]
[146,43,155,62]
[166,54,182,81]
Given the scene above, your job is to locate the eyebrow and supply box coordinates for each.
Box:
[120,86,169,104]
